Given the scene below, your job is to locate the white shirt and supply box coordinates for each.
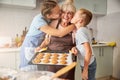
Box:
[75,27,95,66]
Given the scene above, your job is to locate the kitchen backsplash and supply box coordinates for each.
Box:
[0,37,12,48]
[0,3,40,38]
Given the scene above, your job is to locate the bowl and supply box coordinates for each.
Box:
[0,67,17,80]
[16,71,61,80]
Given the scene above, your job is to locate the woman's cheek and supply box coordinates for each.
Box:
[71,18,75,23]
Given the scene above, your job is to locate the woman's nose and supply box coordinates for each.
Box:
[64,13,69,18]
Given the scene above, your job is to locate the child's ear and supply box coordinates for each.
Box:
[79,19,83,23]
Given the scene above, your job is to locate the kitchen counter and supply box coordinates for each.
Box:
[92,43,109,47]
[0,47,20,52]
[0,44,114,72]
[0,44,110,53]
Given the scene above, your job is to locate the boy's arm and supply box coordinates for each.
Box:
[82,42,92,80]
[40,24,75,37]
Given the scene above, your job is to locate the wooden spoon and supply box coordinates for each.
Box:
[51,62,77,79]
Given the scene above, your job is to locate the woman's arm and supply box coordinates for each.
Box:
[35,35,50,52]
[39,24,75,37]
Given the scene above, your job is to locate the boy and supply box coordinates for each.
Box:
[71,8,96,80]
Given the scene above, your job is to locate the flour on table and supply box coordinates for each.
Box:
[37,76,51,80]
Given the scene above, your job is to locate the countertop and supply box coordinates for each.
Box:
[0,47,20,52]
[0,44,110,53]
[92,44,109,47]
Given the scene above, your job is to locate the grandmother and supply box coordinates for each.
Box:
[37,0,76,80]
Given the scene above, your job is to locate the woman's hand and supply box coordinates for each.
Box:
[82,69,88,80]
[35,46,41,52]
[71,47,78,55]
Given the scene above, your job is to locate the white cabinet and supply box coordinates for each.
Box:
[0,52,16,69]
[12,0,36,9]
[75,57,82,80]
[15,51,20,70]
[92,0,107,15]
[0,49,20,70]
[75,46,113,80]
[74,0,107,15]
[93,46,113,78]
[0,0,11,5]
[0,0,36,9]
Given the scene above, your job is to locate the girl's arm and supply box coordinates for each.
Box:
[40,24,75,37]
[82,42,92,80]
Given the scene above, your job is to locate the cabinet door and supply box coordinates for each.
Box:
[75,57,82,80]
[101,47,113,77]
[0,0,36,9]
[15,51,20,70]
[93,47,113,78]
[93,47,102,78]
[0,52,16,69]
[12,0,36,8]
[75,0,92,11]
[74,0,107,15]
[92,0,107,15]
[0,0,11,5]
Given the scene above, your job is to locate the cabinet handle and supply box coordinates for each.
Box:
[102,48,104,56]
[93,4,97,12]
[99,48,101,56]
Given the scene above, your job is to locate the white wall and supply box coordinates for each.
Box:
[0,1,41,39]
[88,15,97,39]
[0,1,97,39]
[97,0,120,79]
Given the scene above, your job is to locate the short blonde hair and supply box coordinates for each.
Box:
[79,8,93,25]
[61,0,76,14]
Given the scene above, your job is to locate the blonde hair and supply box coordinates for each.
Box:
[61,0,76,13]
[79,8,93,25]
[65,0,74,4]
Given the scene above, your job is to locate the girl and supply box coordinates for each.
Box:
[20,0,75,71]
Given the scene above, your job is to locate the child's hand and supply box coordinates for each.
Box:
[82,70,88,80]
[71,47,78,55]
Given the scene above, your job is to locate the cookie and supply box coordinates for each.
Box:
[51,58,57,61]
[36,53,44,59]
[51,56,58,60]
[52,53,59,57]
[60,61,67,64]
[42,59,49,63]
[45,53,51,56]
[60,57,67,61]
[51,60,58,64]
[32,58,41,63]
[61,54,68,57]
[44,55,51,59]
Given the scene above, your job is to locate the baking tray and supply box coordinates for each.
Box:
[30,52,73,65]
